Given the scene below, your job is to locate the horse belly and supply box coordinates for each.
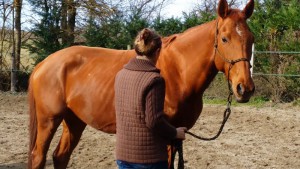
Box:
[67,91,117,133]
[66,73,117,134]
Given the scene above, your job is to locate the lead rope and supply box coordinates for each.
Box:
[172,19,250,169]
[170,140,184,169]
[185,63,234,141]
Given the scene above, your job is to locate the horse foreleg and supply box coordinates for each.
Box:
[31,117,62,169]
[53,111,86,169]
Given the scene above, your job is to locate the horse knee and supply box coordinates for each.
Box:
[31,150,46,169]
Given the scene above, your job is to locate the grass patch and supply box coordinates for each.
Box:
[203,96,269,107]
[292,99,300,106]
[244,96,269,107]
[203,98,227,105]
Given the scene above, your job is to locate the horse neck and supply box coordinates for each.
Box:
[159,19,219,99]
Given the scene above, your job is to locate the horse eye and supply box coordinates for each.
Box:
[222,37,228,43]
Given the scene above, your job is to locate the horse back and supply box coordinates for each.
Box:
[30,46,135,133]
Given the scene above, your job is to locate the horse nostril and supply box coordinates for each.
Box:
[237,83,244,96]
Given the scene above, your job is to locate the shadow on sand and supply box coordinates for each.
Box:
[0,160,54,169]
[0,162,26,169]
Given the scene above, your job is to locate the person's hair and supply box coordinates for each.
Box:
[134,28,162,58]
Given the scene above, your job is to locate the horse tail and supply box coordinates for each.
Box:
[28,73,37,169]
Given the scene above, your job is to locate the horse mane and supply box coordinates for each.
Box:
[162,35,177,48]
[161,18,216,48]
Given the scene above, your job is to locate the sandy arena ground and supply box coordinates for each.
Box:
[0,92,299,169]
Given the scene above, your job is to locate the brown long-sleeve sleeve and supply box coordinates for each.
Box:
[145,77,177,140]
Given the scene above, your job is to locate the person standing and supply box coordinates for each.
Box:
[114,28,186,169]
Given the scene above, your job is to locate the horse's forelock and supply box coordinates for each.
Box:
[225,9,247,20]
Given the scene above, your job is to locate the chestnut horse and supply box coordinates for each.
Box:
[28,0,255,168]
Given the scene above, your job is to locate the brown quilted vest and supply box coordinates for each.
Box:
[114,57,177,163]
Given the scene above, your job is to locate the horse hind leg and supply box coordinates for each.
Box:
[53,110,86,169]
[30,112,63,169]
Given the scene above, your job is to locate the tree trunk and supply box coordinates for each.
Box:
[67,0,76,45]
[61,0,76,46]
[0,1,11,70]
[14,0,22,70]
[61,0,68,45]
[11,2,16,92]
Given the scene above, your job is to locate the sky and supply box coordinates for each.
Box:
[19,0,200,30]
[162,0,200,18]
[163,0,250,18]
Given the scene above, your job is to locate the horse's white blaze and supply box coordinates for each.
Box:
[236,25,243,37]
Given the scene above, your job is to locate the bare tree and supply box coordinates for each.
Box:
[79,0,113,17]
[60,0,116,44]
[121,0,170,20]
[0,0,13,70]
[60,0,78,45]
[61,0,68,44]
[14,0,22,70]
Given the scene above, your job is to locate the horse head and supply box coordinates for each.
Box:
[214,0,255,103]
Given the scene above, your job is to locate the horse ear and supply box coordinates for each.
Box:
[243,0,254,19]
[217,0,229,19]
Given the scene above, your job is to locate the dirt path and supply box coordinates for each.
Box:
[0,92,299,169]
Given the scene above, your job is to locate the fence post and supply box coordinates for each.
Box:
[251,43,254,76]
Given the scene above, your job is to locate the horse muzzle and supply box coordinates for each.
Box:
[235,83,255,103]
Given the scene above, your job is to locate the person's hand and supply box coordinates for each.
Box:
[176,127,187,140]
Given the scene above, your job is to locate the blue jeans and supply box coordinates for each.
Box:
[116,160,168,169]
